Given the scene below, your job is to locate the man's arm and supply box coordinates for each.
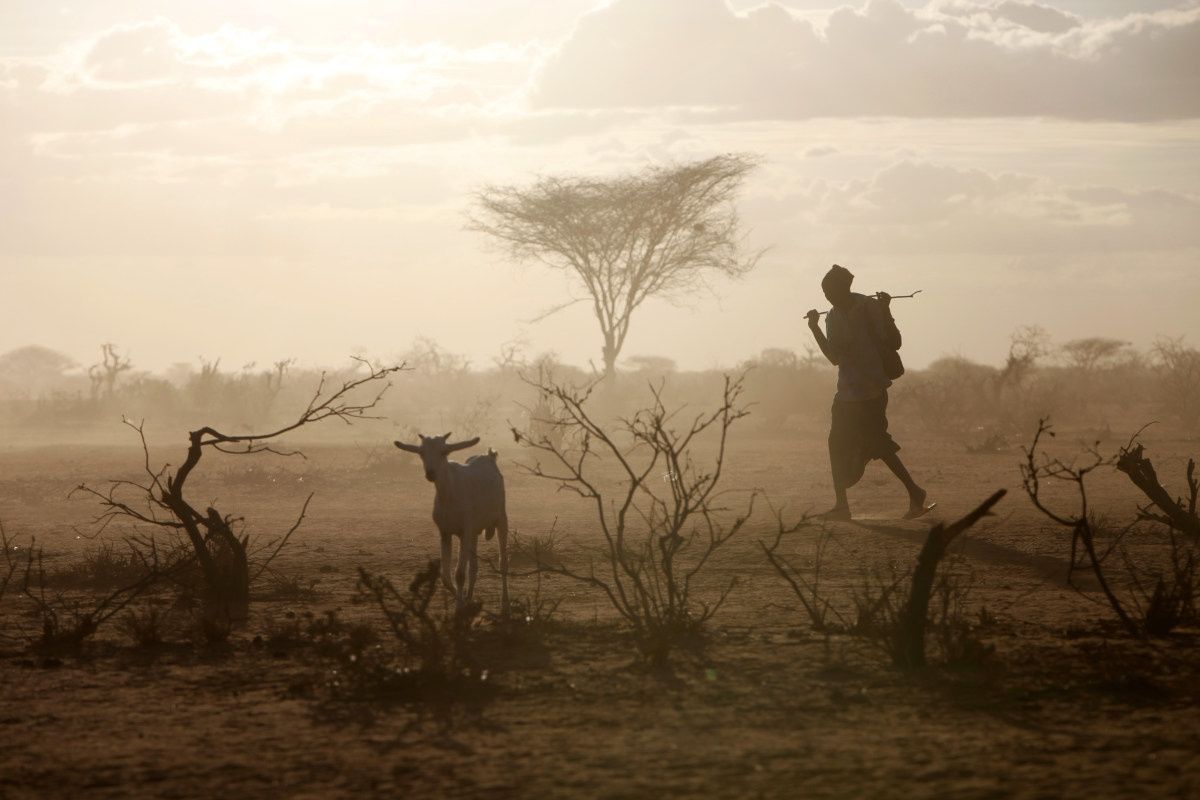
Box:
[870,294,902,350]
[806,309,840,366]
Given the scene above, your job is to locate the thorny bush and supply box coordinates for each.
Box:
[513,372,754,667]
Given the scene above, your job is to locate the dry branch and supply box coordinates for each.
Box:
[1021,419,1139,636]
[1116,444,1199,539]
[894,489,1006,669]
[1021,420,1200,637]
[759,513,848,633]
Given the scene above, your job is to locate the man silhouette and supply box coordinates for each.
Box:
[805,264,932,521]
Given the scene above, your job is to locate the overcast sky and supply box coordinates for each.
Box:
[2,0,1198,373]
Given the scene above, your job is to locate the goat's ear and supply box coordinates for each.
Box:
[394,441,420,454]
[446,437,480,452]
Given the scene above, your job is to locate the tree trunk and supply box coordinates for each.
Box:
[601,338,618,379]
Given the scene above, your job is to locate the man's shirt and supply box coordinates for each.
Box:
[825,293,896,402]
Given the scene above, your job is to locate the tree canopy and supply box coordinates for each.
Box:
[470,154,760,376]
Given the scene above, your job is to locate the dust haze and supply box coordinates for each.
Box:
[2,2,1200,798]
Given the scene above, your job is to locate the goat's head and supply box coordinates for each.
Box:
[394,432,480,482]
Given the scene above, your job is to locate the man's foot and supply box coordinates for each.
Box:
[818,505,851,521]
[903,487,936,520]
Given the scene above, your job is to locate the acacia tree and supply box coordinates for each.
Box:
[470,154,760,377]
[0,345,76,396]
[1060,337,1132,372]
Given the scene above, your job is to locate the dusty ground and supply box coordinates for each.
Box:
[1,422,1198,799]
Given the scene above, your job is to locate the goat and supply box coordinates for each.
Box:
[394,432,509,615]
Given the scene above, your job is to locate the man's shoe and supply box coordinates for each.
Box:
[903,488,936,520]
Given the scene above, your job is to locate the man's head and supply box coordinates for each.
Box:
[821,264,854,309]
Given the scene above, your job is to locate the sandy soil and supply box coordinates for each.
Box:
[1,424,1198,799]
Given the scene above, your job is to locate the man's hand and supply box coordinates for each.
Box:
[875,291,891,309]
[805,309,821,330]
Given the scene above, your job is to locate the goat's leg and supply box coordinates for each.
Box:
[466,532,480,602]
[454,537,470,610]
[440,533,455,595]
[498,516,510,617]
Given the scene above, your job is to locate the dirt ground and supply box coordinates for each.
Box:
[1,422,1198,799]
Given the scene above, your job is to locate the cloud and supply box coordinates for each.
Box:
[0,17,560,190]
[532,0,1200,120]
[782,159,1200,254]
[991,0,1081,33]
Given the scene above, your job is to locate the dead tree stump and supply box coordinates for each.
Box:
[894,489,1007,670]
[1116,445,1199,539]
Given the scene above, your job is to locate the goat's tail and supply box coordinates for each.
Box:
[487,447,498,460]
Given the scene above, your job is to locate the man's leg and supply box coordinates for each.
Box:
[825,404,852,520]
[880,451,919,494]
[873,391,931,518]
[828,481,850,519]
[880,451,930,517]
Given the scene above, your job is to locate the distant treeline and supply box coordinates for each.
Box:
[0,331,1196,444]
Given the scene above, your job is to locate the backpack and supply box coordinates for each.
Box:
[865,300,905,380]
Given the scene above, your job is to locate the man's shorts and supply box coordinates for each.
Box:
[828,391,901,489]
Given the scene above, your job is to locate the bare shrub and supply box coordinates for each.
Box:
[118,602,173,648]
[3,522,171,651]
[47,543,149,591]
[19,543,163,652]
[763,493,1006,670]
[508,524,564,570]
[760,520,845,634]
[891,491,1006,669]
[512,372,753,666]
[303,610,379,659]
[846,560,994,671]
[499,569,562,639]
[314,562,490,717]
[1022,420,1139,635]
[72,359,402,627]
[1022,420,1200,636]
[1124,531,1198,636]
[926,569,994,667]
[847,564,908,657]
